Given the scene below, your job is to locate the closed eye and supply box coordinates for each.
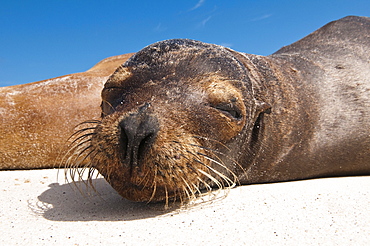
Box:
[213,100,242,120]
[101,87,126,116]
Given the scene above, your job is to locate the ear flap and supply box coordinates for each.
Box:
[255,100,271,115]
[249,100,271,149]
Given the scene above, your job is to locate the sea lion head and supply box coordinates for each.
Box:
[67,39,270,204]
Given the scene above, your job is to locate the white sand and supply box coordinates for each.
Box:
[0,169,369,245]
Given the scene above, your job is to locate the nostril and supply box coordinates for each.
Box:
[118,112,159,169]
[137,132,155,161]
[119,123,129,159]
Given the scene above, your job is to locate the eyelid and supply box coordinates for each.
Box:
[211,99,242,120]
[102,87,126,115]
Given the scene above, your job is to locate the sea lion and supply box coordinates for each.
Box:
[0,54,133,169]
[64,16,370,204]
[1,16,369,205]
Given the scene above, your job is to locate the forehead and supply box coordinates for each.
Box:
[103,39,251,103]
[122,39,247,83]
[104,67,243,98]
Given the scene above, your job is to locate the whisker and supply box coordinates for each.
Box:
[182,136,231,151]
[147,181,157,204]
[195,168,231,203]
[68,128,99,142]
[65,145,94,171]
[180,184,191,202]
[180,177,196,200]
[197,168,223,190]
[85,167,100,195]
[196,152,238,186]
[137,168,152,187]
[197,176,212,192]
[177,189,184,205]
[73,148,95,168]
[190,180,202,195]
[194,157,236,188]
[59,119,102,198]
[186,142,248,182]
[58,136,94,169]
[147,166,158,204]
[68,132,95,147]
[164,186,169,210]
[73,152,97,188]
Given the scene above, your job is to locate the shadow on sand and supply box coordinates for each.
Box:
[30,178,177,221]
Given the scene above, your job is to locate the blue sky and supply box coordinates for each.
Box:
[1,0,369,86]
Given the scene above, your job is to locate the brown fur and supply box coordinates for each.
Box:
[0,54,133,169]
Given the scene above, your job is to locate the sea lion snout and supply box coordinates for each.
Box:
[118,103,159,170]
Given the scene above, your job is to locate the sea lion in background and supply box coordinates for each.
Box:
[0,54,133,169]
[1,16,369,204]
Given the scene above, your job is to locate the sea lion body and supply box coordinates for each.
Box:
[1,16,369,203]
[65,16,369,202]
[0,54,133,169]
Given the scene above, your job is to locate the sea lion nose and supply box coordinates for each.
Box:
[119,103,159,170]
